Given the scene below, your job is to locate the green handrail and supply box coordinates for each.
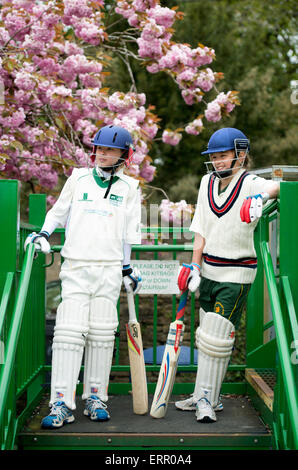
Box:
[260,240,298,448]
[0,272,15,338]
[0,244,36,440]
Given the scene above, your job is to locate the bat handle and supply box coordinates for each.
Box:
[176,288,189,322]
[127,289,137,324]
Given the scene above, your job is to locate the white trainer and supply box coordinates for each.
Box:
[196,397,217,423]
[175,394,223,412]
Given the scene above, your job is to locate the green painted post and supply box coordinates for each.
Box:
[0,180,19,278]
[0,180,19,449]
[279,182,298,397]
[29,193,47,228]
[246,218,266,365]
[279,182,298,311]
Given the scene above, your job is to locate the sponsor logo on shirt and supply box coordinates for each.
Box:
[85,209,113,217]
[109,193,123,207]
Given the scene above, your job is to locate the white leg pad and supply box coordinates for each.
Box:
[193,308,207,400]
[194,312,235,407]
[82,297,118,402]
[50,299,89,410]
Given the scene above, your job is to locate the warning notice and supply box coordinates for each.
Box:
[132,260,180,295]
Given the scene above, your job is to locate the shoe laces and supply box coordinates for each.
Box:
[50,401,69,418]
[87,395,107,411]
[198,397,211,410]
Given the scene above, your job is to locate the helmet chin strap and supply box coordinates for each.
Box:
[97,151,127,199]
[214,157,236,179]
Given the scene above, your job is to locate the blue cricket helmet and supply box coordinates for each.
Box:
[92,125,133,150]
[201,128,250,155]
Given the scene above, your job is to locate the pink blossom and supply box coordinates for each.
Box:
[195,68,215,92]
[64,41,84,56]
[33,57,61,76]
[14,71,35,91]
[185,118,203,135]
[146,5,176,29]
[128,14,141,28]
[162,130,182,146]
[0,107,26,128]
[159,199,193,224]
[146,63,160,74]
[204,101,221,122]
[108,91,135,113]
[142,122,158,139]
[140,160,156,182]
[141,19,165,41]
[132,151,146,165]
[37,163,58,189]
[74,19,106,45]
[0,27,10,46]
[47,195,57,207]
[3,12,29,41]
[226,102,235,113]
[64,0,93,19]
[128,163,140,178]
[137,37,163,59]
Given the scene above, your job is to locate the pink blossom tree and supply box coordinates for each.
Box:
[0,0,239,206]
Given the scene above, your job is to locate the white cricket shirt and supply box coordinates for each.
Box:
[41,167,141,263]
[190,169,270,284]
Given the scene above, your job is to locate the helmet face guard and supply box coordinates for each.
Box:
[204,138,249,179]
[90,125,134,169]
[90,145,134,169]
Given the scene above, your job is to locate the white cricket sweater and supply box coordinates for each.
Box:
[190,169,269,284]
[41,167,141,263]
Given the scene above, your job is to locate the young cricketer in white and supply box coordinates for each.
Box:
[177,127,280,422]
[25,125,142,428]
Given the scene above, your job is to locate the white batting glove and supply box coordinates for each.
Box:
[24,231,51,254]
[122,264,142,295]
[240,192,269,224]
[177,263,201,292]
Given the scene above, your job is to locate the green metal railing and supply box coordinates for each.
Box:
[0,179,297,450]
[0,181,46,450]
[246,183,298,449]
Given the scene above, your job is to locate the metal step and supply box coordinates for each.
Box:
[18,394,272,450]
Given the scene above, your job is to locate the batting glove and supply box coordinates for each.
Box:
[240,192,269,224]
[122,264,142,295]
[24,231,51,254]
[178,263,201,292]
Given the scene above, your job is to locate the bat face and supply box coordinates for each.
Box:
[150,320,185,418]
[126,321,148,415]
[126,322,141,356]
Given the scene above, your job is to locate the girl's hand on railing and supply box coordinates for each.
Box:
[240,192,269,224]
[24,231,51,254]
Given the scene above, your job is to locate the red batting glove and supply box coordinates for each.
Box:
[240,193,270,224]
[240,198,252,223]
[178,264,192,291]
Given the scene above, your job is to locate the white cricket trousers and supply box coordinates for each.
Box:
[50,260,122,410]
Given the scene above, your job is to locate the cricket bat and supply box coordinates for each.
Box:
[126,288,148,415]
[150,289,188,419]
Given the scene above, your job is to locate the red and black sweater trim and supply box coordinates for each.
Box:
[208,171,249,218]
[203,253,257,269]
